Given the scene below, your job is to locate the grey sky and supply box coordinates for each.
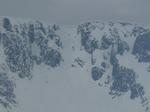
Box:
[0,0,150,25]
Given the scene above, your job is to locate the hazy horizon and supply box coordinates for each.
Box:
[0,0,150,25]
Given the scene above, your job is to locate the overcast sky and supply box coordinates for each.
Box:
[0,0,150,25]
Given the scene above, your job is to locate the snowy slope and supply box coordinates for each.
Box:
[0,17,150,112]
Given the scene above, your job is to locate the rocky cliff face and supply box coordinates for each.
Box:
[0,17,150,112]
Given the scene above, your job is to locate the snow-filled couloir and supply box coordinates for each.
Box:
[0,17,150,112]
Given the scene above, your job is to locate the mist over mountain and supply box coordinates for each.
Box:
[0,17,150,112]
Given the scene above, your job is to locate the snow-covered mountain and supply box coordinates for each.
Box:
[0,17,150,112]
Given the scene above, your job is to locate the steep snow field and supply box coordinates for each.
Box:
[0,17,150,112]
